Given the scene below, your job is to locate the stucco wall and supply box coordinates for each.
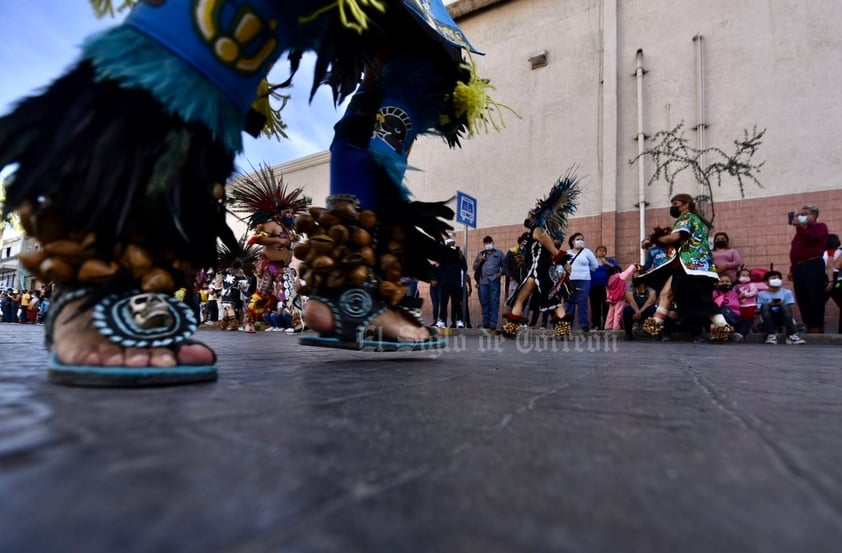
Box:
[262,0,842,330]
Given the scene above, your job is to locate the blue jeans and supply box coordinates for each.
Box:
[479,279,501,328]
[566,279,591,330]
[263,312,292,329]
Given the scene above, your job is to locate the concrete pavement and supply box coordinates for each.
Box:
[1,323,841,552]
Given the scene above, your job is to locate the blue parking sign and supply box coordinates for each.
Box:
[456,191,477,228]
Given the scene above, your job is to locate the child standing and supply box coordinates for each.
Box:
[604,264,637,330]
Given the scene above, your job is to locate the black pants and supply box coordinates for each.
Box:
[792,257,826,330]
[438,285,463,325]
[590,284,608,329]
[623,304,656,336]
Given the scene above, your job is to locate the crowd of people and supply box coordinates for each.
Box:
[0,283,53,325]
[0,1,837,389]
[427,200,840,344]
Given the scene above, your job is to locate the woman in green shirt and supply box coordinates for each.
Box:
[640,193,732,341]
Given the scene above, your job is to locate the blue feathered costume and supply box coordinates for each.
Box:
[0,0,490,384]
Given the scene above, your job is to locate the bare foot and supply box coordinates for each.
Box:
[51,298,215,367]
[303,299,435,343]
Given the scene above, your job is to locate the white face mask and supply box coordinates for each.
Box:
[768,278,783,287]
[574,239,585,248]
[738,276,750,283]
[484,244,493,251]
[797,215,809,224]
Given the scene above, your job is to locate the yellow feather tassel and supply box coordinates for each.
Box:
[299,0,387,34]
[448,55,520,137]
[252,80,290,141]
[89,0,138,18]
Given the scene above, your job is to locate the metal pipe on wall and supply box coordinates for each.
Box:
[635,49,647,265]
[693,34,707,205]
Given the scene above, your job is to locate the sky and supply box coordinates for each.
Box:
[0,2,349,175]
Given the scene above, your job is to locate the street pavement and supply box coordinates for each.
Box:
[1,322,841,552]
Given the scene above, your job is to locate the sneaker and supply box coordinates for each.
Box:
[435,320,446,328]
[265,327,274,332]
[765,334,778,345]
[731,332,744,343]
[786,334,806,345]
[284,327,296,334]
[456,320,465,328]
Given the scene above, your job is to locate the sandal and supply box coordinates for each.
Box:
[643,316,664,337]
[501,312,526,338]
[295,195,446,352]
[710,323,734,342]
[551,314,573,338]
[46,288,216,387]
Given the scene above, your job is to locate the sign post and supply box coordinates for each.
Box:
[455,192,477,328]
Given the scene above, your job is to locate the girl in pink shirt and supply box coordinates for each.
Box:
[734,268,763,322]
[604,264,637,330]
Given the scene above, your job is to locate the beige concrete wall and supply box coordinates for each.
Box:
[260,0,842,329]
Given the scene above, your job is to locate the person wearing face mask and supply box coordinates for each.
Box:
[713,275,751,341]
[473,236,506,330]
[757,270,806,344]
[436,239,468,329]
[564,233,599,332]
[711,232,743,282]
[233,170,310,334]
[734,268,761,328]
[789,205,829,334]
[639,193,733,341]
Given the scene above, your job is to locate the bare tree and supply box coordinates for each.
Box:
[630,122,765,222]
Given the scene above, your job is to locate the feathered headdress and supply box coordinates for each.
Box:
[528,169,581,241]
[216,234,261,275]
[229,164,311,229]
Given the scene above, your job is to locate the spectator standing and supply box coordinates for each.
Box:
[436,239,468,328]
[789,205,829,333]
[473,235,505,330]
[458,247,473,329]
[27,290,41,324]
[830,246,842,333]
[19,289,31,323]
[207,271,222,324]
[711,232,743,281]
[622,277,657,340]
[590,245,619,329]
[564,233,598,332]
[504,232,531,302]
[825,234,842,333]
[758,270,806,345]
[0,290,6,322]
[429,262,442,327]
[7,289,20,323]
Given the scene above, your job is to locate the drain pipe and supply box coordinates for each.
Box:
[635,49,647,265]
[693,34,708,211]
